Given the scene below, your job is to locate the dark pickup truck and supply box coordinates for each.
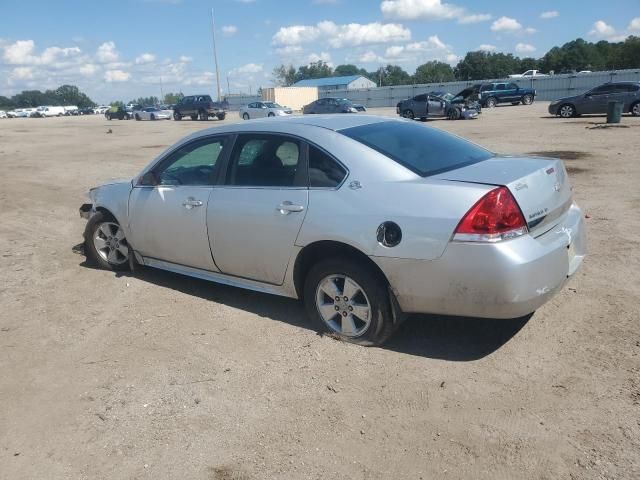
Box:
[173,95,227,121]
[478,82,536,108]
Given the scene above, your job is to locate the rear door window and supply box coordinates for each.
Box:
[226,134,302,187]
[341,121,493,177]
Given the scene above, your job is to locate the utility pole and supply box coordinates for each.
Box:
[159,76,164,103]
[210,7,222,101]
[226,73,231,97]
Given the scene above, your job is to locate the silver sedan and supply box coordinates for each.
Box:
[240,101,292,120]
[79,115,586,346]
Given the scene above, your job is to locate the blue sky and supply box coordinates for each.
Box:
[1,0,638,103]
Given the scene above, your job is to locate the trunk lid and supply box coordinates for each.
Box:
[433,156,572,235]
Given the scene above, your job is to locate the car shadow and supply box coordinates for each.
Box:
[74,243,530,361]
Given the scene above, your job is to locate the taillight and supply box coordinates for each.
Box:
[453,186,528,243]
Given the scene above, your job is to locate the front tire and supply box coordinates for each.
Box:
[216,113,226,120]
[150,114,156,121]
[303,257,396,346]
[242,113,250,120]
[173,111,182,121]
[448,107,461,120]
[267,112,275,117]
[403,109,414,119]
[135,114,141,121]
[559,104,576,118]
[521,94,534,105]
[84,212,130,271]
[631,101,640,117]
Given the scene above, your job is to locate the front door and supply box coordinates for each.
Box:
[208,133,308,284]
[129,135,229,270]
[582,84,614,114]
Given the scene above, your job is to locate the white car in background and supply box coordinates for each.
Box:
[35,105,66,117]
[508,69,549,78]
[133,106,172,121]
[240,101,293,120]
[93,105,109,114]
[17,108,37,117]
[0,110,7,118]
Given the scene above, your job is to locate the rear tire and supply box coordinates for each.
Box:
[242,113,250,120]
[173,111,182,121]
[485,97,497,108]
[84,211,130,272]
[521,94,534,105]
[631,101,640,117]
[135,114,141,121]
[150,114,156,121]
[216,113,226,120]
[303,257,396,346]
[268,112,275,117]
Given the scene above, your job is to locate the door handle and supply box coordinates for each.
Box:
[277,201,304,215]
[183,197,203,209]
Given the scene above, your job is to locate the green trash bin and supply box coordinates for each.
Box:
[607,101,623,123]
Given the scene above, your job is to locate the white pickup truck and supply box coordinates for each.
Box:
[508,69,549,78]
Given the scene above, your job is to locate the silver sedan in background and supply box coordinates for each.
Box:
[79,115,586,346]
[240,101,292,120]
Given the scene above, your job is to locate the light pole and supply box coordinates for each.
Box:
[210,8,222,101]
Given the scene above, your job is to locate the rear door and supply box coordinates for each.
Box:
[208,133,308,284]
[129,135,230,270]
[494,83,508,103]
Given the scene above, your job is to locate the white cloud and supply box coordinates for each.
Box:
[104,69,130,82]
[491,16,522,32]
[222,25,238,36]
[272,21,411,48]
[135,53,156,64]
[629,17,640,32]
[383,35,459,64]
[358,50,383,63]
[275,45,304,55]
[380,0,490,25]
[96,42,119,63]
[307,52,332,65]
[540,11,559,19]
[313,0,338,3]
[2,40,82,65]
[179,55,193,63]
[230,63,263,75]
[589,20,616,37]
[459,14,492,24]
[515,43,536,54]
[11,66,34,80]
[78,64,98,76]
[478,44,497,52]
[524,27,537,34]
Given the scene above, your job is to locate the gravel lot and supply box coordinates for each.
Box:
[1,104,639,479]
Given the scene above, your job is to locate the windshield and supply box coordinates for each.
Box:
[340,121,494,177]
[264,102,282,108]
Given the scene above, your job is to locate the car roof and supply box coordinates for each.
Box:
[194,114,392,138]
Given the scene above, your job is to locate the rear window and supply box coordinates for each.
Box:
[340,121,493,177]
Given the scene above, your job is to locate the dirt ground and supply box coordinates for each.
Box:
[1,104,639,480]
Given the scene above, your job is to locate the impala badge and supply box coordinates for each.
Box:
[554,182,561,192]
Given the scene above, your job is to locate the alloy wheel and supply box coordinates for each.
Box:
[315,275,371,337]
[93,222,129,265]
[632,103,640,117]
[560,105,574,118]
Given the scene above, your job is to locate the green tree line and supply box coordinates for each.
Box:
[0,84,96,110]
[273,36,640,86]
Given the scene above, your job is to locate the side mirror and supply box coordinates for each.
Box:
[137,171,158,186]
[584,93,592,98]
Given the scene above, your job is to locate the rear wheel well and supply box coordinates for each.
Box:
[293,241,389,299]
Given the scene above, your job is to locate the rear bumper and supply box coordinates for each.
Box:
[374,203,586,319]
